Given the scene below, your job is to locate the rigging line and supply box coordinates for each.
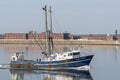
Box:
[36,33,46,51]
[52,13,62,33]
[31,33,44,52]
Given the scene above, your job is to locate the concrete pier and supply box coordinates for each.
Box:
[0,39,120,46]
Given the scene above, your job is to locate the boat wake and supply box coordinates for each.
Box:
[0,64,10,69]
[76,66,90,70]
[62,66,90,71]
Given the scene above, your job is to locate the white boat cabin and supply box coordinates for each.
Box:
[44,50,80,61]
[11,50,80,62]
[11,52,24,61]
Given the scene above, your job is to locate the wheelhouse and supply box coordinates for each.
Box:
[44,50,80,61]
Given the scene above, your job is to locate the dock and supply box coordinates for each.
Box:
[0,39,120,46]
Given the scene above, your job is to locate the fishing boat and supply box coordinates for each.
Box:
[10,5,94,70]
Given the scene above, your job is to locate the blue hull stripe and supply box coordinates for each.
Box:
[10,55,93,69]
[35,59,91,65]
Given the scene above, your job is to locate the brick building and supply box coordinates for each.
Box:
[79,34,113,40]
[4,33,27,39]
[28,32,70,39]
[3,33,119,41]
[28,32,46,39]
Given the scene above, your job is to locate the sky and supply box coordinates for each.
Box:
[0,0,120,34]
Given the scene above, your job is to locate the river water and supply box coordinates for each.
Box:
[0,44,120,80]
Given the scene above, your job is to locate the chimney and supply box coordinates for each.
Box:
[115,29,117,36]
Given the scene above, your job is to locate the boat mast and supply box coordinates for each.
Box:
[49,6,54,54]
[49,6,52,34]
[42,5,51,55]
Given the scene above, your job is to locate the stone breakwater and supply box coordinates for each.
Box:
[0,39,120,46]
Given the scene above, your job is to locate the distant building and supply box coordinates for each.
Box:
[113,29,118,40]
[28,32,46,39]
[3,32,120,41]
[69,34,79,39]
[3,32,72,40]
[0,34,4,39]
[79,34,113,41]
[4,33,27,39]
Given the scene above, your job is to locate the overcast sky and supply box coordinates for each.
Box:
[0,0,120,34]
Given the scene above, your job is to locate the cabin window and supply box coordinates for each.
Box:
[73,52,80,55]
[53,56,55,59]
[68,53,72,56]
[64,55,66,57]
[13,57,15,60]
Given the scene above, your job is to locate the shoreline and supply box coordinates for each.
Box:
[0,39,120,46]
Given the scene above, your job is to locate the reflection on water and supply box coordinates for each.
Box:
[10,69,93,80]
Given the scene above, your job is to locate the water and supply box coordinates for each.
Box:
[0,44,120,80]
